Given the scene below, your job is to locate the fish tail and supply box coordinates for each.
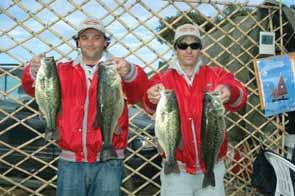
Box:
[164,160,180,175]
[92,119,99,128]
[100,144,117,162]
[44,128,58,140]
[202,171,216,188]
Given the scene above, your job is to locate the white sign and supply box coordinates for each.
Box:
[259,32,275,55]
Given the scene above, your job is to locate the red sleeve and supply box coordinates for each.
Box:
[21,64,35,97]
[213,67,248,112]
[223,81,247,112]
[122,65,148,105]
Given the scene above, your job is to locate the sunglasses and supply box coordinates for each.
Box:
[176,42,202,50]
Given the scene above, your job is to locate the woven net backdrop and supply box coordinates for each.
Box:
[0,0,288,195]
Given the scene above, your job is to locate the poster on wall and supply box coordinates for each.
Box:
[254,52,295,117]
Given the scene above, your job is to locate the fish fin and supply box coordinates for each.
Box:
[38,114,43,121]
[100,144,117,162]
[37,109,45,120]
[56,105,61,115]
[93,75,100,129]
[56,75,62,114]
[92,109,101,128]
[93,99,102,128]
[202,171,215,188]
[150,113,156,121]
[44,128,58,140]
[164,160,180,175]
[57,98,62,114]
[177,135,183,150]
[152,137,164,154]
[114,123,122,135]
[92,118,99,128]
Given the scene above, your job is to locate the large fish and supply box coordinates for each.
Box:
[201,91,226,188]
[155,89,181,175]
[35,56,61,140]
[93,61,124,162]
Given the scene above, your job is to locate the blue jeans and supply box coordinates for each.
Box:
[56,159,123,196]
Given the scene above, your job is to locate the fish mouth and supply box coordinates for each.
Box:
[160,89,176,100]
[218,109,225,114]
[43,56,55,63]
[45,56,54,60]
[163,89,174,94]
[214,107,225,115]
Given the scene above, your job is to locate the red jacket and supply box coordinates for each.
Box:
[143,64,247,174]
[22,58,148,163]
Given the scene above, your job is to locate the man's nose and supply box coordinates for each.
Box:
[185,47,192,53]
[84,40,96,47]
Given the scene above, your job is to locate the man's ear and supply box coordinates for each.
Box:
[72,35,79,48]
[77,39,81,48]
[104,36,111,49]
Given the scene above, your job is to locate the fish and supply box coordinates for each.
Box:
[201,91,226,188]
[93,61,124,162]
[35,56,61,140]
[155,89,181,175]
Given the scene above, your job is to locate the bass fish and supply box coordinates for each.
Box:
[201,91,225,188]
[93,61,124,162]
[155,89,181,175]
[35,56,61,140]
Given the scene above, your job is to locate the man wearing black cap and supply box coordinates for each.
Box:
[22,17,148,196]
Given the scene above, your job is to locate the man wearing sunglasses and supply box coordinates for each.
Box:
[142,24,247,196]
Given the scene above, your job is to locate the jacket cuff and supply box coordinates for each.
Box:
[122,63,136,83]
[142,95,157,114]
[227,85,244,107]
[28,64,37,80]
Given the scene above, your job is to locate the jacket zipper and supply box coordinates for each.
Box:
[191,119,200,170]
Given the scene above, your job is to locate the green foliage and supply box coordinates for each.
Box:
[157,61,168,70]
[156,4,252,45]
[214,4,252,25]
[156,12,211,45]
[223,4,252,17]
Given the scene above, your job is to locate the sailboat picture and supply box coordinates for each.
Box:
[254,53,295,116]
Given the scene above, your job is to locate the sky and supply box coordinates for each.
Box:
[0,0,294,69]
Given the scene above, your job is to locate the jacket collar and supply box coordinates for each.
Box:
[169,57,203,78]
[73,50,113,67]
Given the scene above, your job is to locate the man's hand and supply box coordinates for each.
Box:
[112,57,131,78]
[147,84,164,104]
[215,84,231,103]
[29,53,45,77]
